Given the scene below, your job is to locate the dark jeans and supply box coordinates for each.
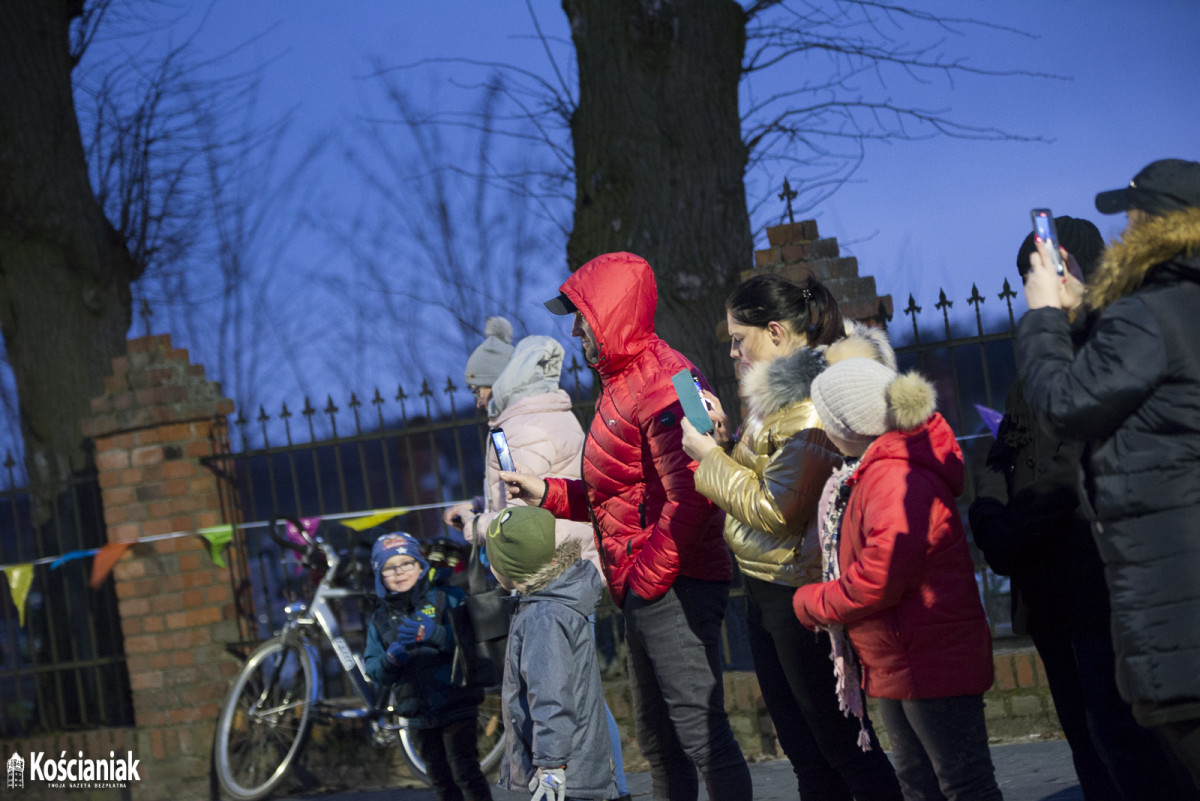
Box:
[1033,627,1194,800]
[743,576,901,801]
[622,577,752,801]
[411,715,493,801]
[876,695,1002,801]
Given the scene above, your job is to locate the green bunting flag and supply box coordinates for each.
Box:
[198,525,235,568]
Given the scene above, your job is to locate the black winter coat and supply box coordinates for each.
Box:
[969,376,1110,636]
[1015,207,1200,718]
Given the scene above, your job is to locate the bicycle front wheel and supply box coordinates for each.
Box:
[214,637,316,801]
[397,688,506,784]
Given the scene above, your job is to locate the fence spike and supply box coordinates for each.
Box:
[903,294,922,343]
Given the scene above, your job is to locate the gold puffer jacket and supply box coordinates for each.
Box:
[694,324,896,587]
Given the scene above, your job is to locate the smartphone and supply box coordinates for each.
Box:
[671,370,715,435]
[692,376,714,411]
[1030,208,1066,276]
[489,428,515,472]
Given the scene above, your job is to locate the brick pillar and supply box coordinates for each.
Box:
[82,334,240,801]
[753,220,894,325]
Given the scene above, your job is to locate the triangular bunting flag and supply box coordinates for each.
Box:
[49,548,98,570]
[199,525,235,568]
[2,564,34,627]
[342,511,404,532]
[974,403,1005,439]
[89,543,133,589]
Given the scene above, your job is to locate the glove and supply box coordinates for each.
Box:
[396,611,447,649]
[528,767,566,801]
[385,640,410,666]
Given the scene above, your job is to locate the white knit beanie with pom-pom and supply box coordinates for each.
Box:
[811,358,936,445]
[464,316,515,387]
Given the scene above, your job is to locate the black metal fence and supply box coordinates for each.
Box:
[0,460,134,738]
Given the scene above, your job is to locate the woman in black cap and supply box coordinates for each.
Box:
[1017,159,1200,793]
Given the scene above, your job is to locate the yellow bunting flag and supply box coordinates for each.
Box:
[89,542,133,589]
[341,510,404,532]
[2,564,34,627]
[199,525,235,568]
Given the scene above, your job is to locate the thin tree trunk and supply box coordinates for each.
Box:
[563,0,750,396]
[0,0,137,509]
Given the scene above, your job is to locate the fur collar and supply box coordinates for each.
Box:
[740,321,896,420]
[741,347,825,420]
[518,540,582,595]
[1087,207,1200,310]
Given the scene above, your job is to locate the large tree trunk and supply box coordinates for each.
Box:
[563,0,750,397]
[0,1,137,508]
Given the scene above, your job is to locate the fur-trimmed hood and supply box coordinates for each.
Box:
[514,540,601,619]
[1087,206,1200,310]
[740,321,896,419]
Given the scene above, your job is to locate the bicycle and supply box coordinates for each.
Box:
[213,518,505,801]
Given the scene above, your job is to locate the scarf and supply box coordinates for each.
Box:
[817,458,872,752]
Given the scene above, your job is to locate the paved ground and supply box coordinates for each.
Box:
[280,737,1082,801]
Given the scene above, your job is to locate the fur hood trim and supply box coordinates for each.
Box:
[826,321,897,370]
[1087,207,1200,310]
[518,539,582,594]
[740,321,897,420]
[741,347,825,420]
[887,371,937,431]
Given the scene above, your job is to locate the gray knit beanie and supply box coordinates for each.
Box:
[812,357,937,445]
[811,358,895,446]
[464,317,515,387]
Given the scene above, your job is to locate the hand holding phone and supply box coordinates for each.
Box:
[672,370,715,435]
[1031,209,1066,276]
[489,428,515,473]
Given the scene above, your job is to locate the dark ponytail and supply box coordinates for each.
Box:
[726,273,843,347]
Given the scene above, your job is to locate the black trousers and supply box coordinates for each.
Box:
[1033,627,1196,800]
[411,715,493,801]
[743,575,901,801]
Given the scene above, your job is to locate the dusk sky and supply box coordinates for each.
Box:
[183,1,1197,341]
[177,0,1200,319]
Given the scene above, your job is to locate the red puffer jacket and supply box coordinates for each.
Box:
[793,414,993,699]
[540,252,730,606]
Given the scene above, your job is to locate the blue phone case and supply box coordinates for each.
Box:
[671,370,714,434]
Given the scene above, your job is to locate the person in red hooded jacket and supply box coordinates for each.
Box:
[500,252,752,801]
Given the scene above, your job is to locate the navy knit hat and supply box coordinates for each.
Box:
[371,532,428,598]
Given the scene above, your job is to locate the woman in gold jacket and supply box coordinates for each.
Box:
[681,273,901,801]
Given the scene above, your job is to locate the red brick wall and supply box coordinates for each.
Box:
[74,334,239,800]
[752,220,894,325]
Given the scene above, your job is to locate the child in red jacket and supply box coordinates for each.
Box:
[793,357,1001,801]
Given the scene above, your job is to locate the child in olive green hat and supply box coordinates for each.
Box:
[485,507,618,801]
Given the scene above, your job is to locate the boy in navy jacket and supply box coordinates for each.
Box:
[364,532,492,801]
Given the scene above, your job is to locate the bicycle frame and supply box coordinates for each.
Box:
[279,539,389,716]
[215,523,503,799]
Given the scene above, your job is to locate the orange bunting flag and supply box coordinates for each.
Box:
[89,542,133,589]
